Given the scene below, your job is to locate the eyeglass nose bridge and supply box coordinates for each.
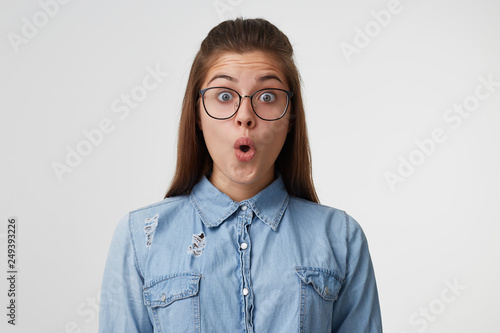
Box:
[234,94,256,111]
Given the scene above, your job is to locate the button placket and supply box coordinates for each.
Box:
[238,203,254,331]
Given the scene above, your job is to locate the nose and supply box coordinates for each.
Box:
[235,96,256,128]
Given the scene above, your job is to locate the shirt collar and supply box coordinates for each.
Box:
[190,173,289,231]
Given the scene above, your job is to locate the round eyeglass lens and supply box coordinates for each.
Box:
[252,89,289,120]
[203,88,239,119]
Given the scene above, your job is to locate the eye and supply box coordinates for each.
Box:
[217,91,234,102]
[258,91,276,103]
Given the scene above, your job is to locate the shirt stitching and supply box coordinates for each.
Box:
[130,196,186,214]
[126,212,146,280]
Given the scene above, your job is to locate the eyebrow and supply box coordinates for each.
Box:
[257,74,284,85]
[206,74,284,85]
[207,74,237,85]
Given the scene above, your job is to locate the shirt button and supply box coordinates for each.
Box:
[161,294,166,302]
[240,242,248,250]
[242,288,249,296]
[241,205,248,211]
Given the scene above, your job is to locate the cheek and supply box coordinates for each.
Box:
[201,122,218,145]
[200,118,227,157]
[259,120,290,149]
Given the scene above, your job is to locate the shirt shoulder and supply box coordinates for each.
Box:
[126,195,189,227]
[111,195,190,233]
[287,196,367,248]
[113,195,193,263]
[129,195,188,215]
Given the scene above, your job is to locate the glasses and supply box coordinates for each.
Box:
[199,87,293,121]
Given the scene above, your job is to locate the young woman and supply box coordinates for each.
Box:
[99,18,382,332]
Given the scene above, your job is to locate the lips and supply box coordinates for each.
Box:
[233,137,256,162]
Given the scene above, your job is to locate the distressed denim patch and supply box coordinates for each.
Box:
[144,214,159,248]
[187,232,206,257]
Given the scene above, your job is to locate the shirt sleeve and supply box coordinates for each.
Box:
[331,213,383,333]
[99,213,153,333]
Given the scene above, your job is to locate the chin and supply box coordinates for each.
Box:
[229,168,259,184]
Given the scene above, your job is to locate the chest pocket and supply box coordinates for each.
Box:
[295,267,344,333]
[143,273,201,333]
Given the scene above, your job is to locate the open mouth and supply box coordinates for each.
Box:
[239,145,250,153]
[234,137,256,162]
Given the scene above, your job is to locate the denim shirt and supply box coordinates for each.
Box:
[99,174,382,332]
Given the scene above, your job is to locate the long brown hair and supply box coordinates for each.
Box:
[165,18,319,203]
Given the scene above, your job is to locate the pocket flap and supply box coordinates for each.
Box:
[295,267,343,301]
[143,273,201,307]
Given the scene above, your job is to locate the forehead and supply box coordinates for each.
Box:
[203,51,286,86]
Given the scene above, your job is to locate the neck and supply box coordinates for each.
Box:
[208,167,275,202]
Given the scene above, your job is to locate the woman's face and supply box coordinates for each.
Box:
[198,51,292,200]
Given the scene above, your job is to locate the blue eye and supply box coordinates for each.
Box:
[258,92,276,103]
[217,92,233,102]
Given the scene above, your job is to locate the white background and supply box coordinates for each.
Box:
[1,0,499,332]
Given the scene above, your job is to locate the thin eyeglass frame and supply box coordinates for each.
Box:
[198,87,293,121]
